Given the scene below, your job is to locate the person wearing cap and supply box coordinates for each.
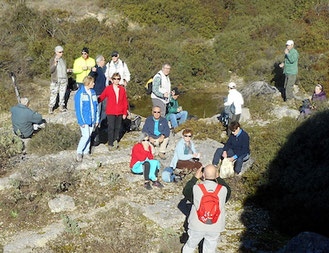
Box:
[49,45,70,114]
[166,87,188,128]
[224,82,244,135]
[279,40,299,101]
[105,51,130,87]
[73,47,96,88]
[151,63,172,117]
[11,97,45,139]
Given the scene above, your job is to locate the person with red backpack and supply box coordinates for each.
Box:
[182,165,231,253]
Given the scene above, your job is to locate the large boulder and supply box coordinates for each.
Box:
[277,232,329,253]
[241,81,281,100]
[271,106,299,119]
[240,108,251,123]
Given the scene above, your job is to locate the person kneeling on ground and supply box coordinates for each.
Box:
[170,129,202,177]
[130,133,164,190]
[74,76,99,162]
[182,165,231,253]
[212,121,250,175]
[142,106,170,160]
[11,97,45,139]
[166,87,188,128]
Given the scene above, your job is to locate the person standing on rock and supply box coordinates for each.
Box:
[49,45,71,114]
[105,51,130,88]
[98,72,128,151]
[74,76,99,162]
[182,165,231,253]
[151,64,171,117]
[73,47,96,88]
[224,82,244,135]
[212,121,250,175]
[279,40,299,102]
[142,106,170,160]
[130,133,164,190]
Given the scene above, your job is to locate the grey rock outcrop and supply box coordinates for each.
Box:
[271,106,299,119]
[48,194,76,213]
[241,81,281,100]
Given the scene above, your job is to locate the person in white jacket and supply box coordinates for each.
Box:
[224,82,244,135]
[105,51,130,88]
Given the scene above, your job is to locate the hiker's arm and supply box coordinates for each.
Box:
[49,57,57,74]
[216,177,231,202]
[285,50,298,64]
[123,63,130,83]
[183,176,198,202]
[152,76,164,98]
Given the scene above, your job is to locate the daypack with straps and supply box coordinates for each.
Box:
[145,73,161,95]
[197,184,222,224]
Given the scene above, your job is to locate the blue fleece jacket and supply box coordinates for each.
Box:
[142,116,170,138]
[88,65,106,96]
[224,129,250,158]
[170,138,197,168]
[74,85,99,126]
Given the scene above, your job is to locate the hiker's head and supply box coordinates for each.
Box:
[138,132,149,143]
[111,73,121,84]
[83,76,94,89]
[162,63,171,76]
[111,51,119,63]
[182,129,193,141]
[203,165,217,180]
[152,106,161,120]
[96,55,105,68]
[286,40,294,50]
[81,47,89,59]
[229,121,240,136]
[55,46,64,58]
[20,97,29,107]
[172,87,180,100]
[228,82,236,90]
[315,84,324,94]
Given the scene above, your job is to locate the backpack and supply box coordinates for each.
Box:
[130,115,141,131]
[197,184,222,224]
[145,73,161,95]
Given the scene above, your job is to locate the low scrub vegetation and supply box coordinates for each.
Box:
[0,127,23,169]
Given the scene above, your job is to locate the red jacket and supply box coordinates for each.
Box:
[130,143,153,168]
[98,84,128,115]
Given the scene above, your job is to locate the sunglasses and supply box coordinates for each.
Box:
[153,111,161,114]
[112,54,118,57]
[142,139,149,142]
[184,135,192,137]
[113,78,121,80]
[58,51,63,53]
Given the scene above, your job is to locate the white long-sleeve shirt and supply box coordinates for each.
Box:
[105,59,130,85]
[224,89,244,115]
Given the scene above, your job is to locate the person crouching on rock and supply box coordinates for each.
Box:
[170,129,202,178]
[74,76,99,162]
[130,133,164,190]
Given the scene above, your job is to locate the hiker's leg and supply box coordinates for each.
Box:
[169,114,179,128]
[212,148,224,166]
[113,115,123,143]
[49,81,59,109]
[159,137,169,154]
[58,79,68,107]
[107,115,115,146]
[234,154,249,174]
[143,161,151,181]
[178,111,188,125]
[182,229,205,253]
[203,231,220,253]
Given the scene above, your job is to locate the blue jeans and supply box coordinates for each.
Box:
[77,125,94,155]
[169,111,188,128]
[212,148,249,174]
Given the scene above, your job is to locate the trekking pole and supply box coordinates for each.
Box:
[9,72,21,103]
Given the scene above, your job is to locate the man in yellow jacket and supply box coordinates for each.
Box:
[73,47,96,87]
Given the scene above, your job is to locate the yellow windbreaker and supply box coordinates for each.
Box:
[73,56,96,83]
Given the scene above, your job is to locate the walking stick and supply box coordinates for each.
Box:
[9,72,21,103]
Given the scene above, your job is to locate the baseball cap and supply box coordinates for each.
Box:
[55,46,63,52]
[228,82,236,89]
[111,51,119,57]
[286,40,294,46]
[82,47,89,54]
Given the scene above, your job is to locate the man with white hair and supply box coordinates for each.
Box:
[49,45,70,114]
[11,97,45,139]
[224,82,244,135]
[279,40,299,101]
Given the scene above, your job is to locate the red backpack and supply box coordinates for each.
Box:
[197,184,222,224]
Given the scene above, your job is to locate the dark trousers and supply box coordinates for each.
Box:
[107,114,123,146]
[212,148,249,174]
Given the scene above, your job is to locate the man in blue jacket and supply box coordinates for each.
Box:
[212,121,250,174]
[142,106,170,160]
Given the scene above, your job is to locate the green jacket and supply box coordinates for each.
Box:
[284,48,299,75]
[10,104,43,138]
[183,176,231,203]
[166,97,179,120]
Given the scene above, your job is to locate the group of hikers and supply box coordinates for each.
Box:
[9,39,327,252]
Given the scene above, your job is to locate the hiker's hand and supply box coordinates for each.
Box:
[279,63,284,68]
[229,157,234,162]
[67,69,73,73]
[158,135,165,142]
[222,151,227,158]
[81,124,86,128]
[82,66,88,70]
[123,115,127,120]
[123,80,127,86]
[92,67,97,72]
[195,166,203,179]
[284,48,289,54]
[164,92,169,98]
[149,137,155,144]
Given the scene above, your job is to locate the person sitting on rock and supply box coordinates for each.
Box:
[10,97,45,139]
[299,83,327,119]
[142,106,170,160]
[212,121,250,175]
[170,129,202,177]
[130,133,164,190]
[166,87,188,128]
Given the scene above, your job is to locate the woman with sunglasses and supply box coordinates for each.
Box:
[98,72,128,150]
[170,129,202,175]
[130,133,163,190]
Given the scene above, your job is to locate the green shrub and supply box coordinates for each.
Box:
[0,127,23,168]
[27,123,80,155]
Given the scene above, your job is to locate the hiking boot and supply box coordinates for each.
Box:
[59,105,67,112]
[158,152,166,160]
[152,180,164,188]
[76,154,83,162]
[113,140,119,149]
[144,182,152,190]
[48,107,53,114]
[174,175,182,183]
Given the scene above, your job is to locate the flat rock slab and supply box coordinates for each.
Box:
[48,194,76,213]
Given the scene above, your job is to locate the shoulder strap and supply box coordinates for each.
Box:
[198,184,208,194]
[122,61,125,67]
[214,184,222,195]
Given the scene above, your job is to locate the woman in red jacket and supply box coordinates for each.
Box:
[130,133,163,190]
[98,73,128,150]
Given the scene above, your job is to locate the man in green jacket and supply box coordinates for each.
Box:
[10,97,45,138]
[166,87,188,128]
[279,40,299,101]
